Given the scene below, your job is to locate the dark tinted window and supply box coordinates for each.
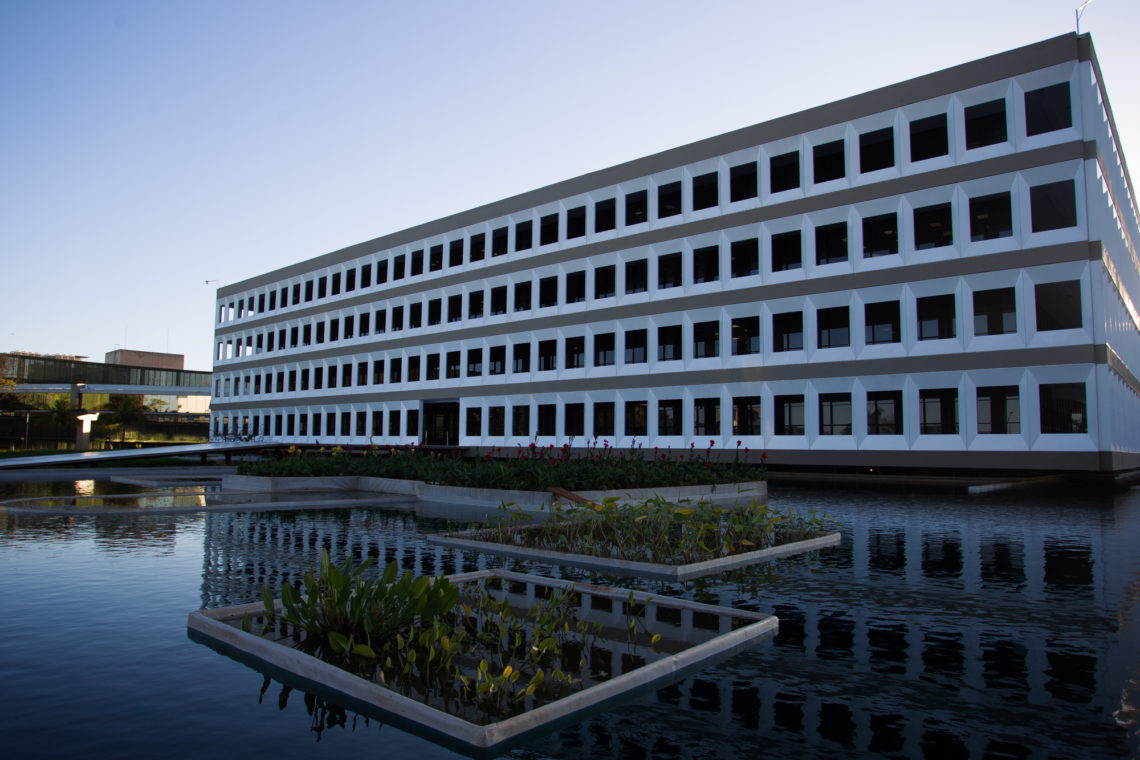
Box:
[1025,82,1072,137]
[772,230,802,272]
[730,162,758,201]
[917,294,956,340]
[540,213,559,245]
[1030,180,1077,232]
[862,213,898,257]
[693,245,719,284]
[813,140,845,183]
[595,199,616,232]
[859,127,894,173]
[865,301,900,344]
[730,238,759,278]
[566,206,586,239]
[773,312,803,352]
[1039,383,1086,434]
[973,287,1016,335]
[969,192,1013,241]
[816,222,848,265]
[692,171,718,210]
[625,190,648,226]
[1035,281,1082,331]
[658,252,682,289]
[770,151,800,193]
[914,203,953,249]
[909,114,948,161]
[965,99,1007,149]
[658,181,682,218]
[515,220,533,251]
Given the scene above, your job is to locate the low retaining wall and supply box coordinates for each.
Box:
[222,474,766,511]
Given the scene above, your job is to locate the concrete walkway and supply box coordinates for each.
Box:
[0,441,278,470]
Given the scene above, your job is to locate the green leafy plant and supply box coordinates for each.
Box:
[259,550,460,665]
[236,438,766,491]
[246,556,633,723]
[469,496,837,565]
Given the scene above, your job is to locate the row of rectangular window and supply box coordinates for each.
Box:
[219,83,1073,324]
[218,409,419,439]
[217,179,1078,360]
[216,276,1081,376]
[216,381,1086,439]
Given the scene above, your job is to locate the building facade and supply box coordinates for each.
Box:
[211,33,1140,472]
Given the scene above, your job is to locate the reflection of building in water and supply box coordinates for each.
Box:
[93,517,179,554]
[199,510,501,608]
[196,498,1139,756]
[534,499,1140,758]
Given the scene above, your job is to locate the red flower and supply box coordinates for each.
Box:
[737,440,742,448]
[761,451,769,461]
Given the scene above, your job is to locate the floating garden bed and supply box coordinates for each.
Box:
[187,553,776,755]
[428,497,841,581]
[235,440,765,493]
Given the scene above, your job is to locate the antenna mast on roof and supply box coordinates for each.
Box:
[1075,0,1097,35]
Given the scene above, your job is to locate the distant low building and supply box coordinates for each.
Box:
[104,349,185,372]
[0,350,212,448]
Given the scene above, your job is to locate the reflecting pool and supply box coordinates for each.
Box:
[1,484,1138,758]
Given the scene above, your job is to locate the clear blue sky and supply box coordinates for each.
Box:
[2,0,1137,371]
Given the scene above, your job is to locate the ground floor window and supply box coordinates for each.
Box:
[919,389,958,434]
[625,401,648,437]
[976,386,1019,434]
[1039,383,1086,434]
[658,399,682,436]
[867,391,902,435]
[819,393,852,435]
[594,402,615,437]
[694,398,720,436]
[732,396,763,435]
[774,395,804,435]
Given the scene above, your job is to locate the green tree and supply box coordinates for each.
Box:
[49,398,78,432]
[0,377,32,411]
[103,395,150,443]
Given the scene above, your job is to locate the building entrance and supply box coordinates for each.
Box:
[423,401,460,446]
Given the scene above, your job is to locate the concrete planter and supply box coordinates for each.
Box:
[188,569,777,755]
[428,530,841,582]
[222,474,766,513]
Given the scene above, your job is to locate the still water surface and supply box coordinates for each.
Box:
[1,484,1137,758]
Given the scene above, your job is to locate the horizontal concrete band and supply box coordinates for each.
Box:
[426,531,839,582]
[211,343,1103,412]
[218,141,1091,334]
[221,34,1088,294]
[215,239,1098,371]
[757,448,1140,473]
[215,446,1140,474]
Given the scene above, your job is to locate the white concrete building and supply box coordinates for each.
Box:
[211,34,1140,473]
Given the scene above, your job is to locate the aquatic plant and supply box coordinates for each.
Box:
[236,437,764,491]
[243,553,659,722]
[470,496,837,565]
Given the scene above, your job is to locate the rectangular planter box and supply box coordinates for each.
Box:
[222,474,766,512]
[427,530,841,581]
[188,569,777,756]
